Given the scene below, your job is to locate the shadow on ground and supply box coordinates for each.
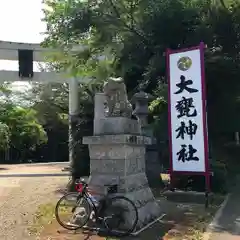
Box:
[39,198,201,240]
[34,181,223,240]
[79,220,174,240]
[50,218,174,240]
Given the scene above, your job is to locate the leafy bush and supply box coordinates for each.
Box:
[0,122,10,151]
[0,103,48,162]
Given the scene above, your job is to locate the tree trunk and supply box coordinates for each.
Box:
[68,114,91,191]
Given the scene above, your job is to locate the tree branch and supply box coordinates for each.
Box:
[107,0,152,47]
[219,0,227,10]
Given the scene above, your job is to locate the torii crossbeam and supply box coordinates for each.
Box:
[0,40,90,83]
[0,40,90,167]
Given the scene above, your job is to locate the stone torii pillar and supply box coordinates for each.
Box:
[68,77,80,175]
[83,77,163,231]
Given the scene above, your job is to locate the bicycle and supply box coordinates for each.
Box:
[55,178,139,237]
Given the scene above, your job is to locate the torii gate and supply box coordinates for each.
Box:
[0,40,91,165]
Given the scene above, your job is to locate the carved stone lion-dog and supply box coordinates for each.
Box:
[103,77,133,118]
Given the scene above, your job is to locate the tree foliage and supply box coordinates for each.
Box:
[41,0,240,191]
[0,85,48,162]
[0,122,10,151]
[43,0,240,136]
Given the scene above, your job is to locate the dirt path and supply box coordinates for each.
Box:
[0,164,68,240]
[0,162,68,175]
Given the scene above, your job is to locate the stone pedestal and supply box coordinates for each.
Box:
[83,118,162,230]
[146,143,163,188]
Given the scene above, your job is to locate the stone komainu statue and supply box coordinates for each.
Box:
[103,77,133,118]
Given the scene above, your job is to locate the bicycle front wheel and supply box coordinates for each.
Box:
[103,196,138,237]
[55,192,91,230]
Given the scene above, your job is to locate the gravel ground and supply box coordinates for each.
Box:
[0,165,68,240]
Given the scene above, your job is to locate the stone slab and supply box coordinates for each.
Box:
[119,173,149,192]
[87,174,162,230]
[119,187,162,229]
[88,174,120,185]
[90,159,125,175]
[88,144,146,175]
[88,144,145,160]
[109,189,161,230]
[124,187,155,207]
[163,190,214,204]
[136,199,161,228]
[83,134,152,145]
[88,173,160,208]
[87,173,149,193]
[90,158,145,175]
[94,117,141,135]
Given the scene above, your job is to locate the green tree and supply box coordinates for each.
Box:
[0,84,48,162]
[0,104,47,161]
[43,0,240,191]
[26,82,69,162]
[0,122,10,151]
[28,81,98,181]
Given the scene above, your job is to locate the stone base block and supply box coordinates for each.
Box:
[94,117,140,135]
[124,188,162,229]
[87,172,163,230]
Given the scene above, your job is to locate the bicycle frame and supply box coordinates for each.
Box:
[76,186,108,222]
[66,181,138,237]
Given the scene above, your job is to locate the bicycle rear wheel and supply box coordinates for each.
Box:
[102,196,138,237]
[55,192,91,230]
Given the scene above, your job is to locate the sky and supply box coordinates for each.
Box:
[0,0,46,89]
